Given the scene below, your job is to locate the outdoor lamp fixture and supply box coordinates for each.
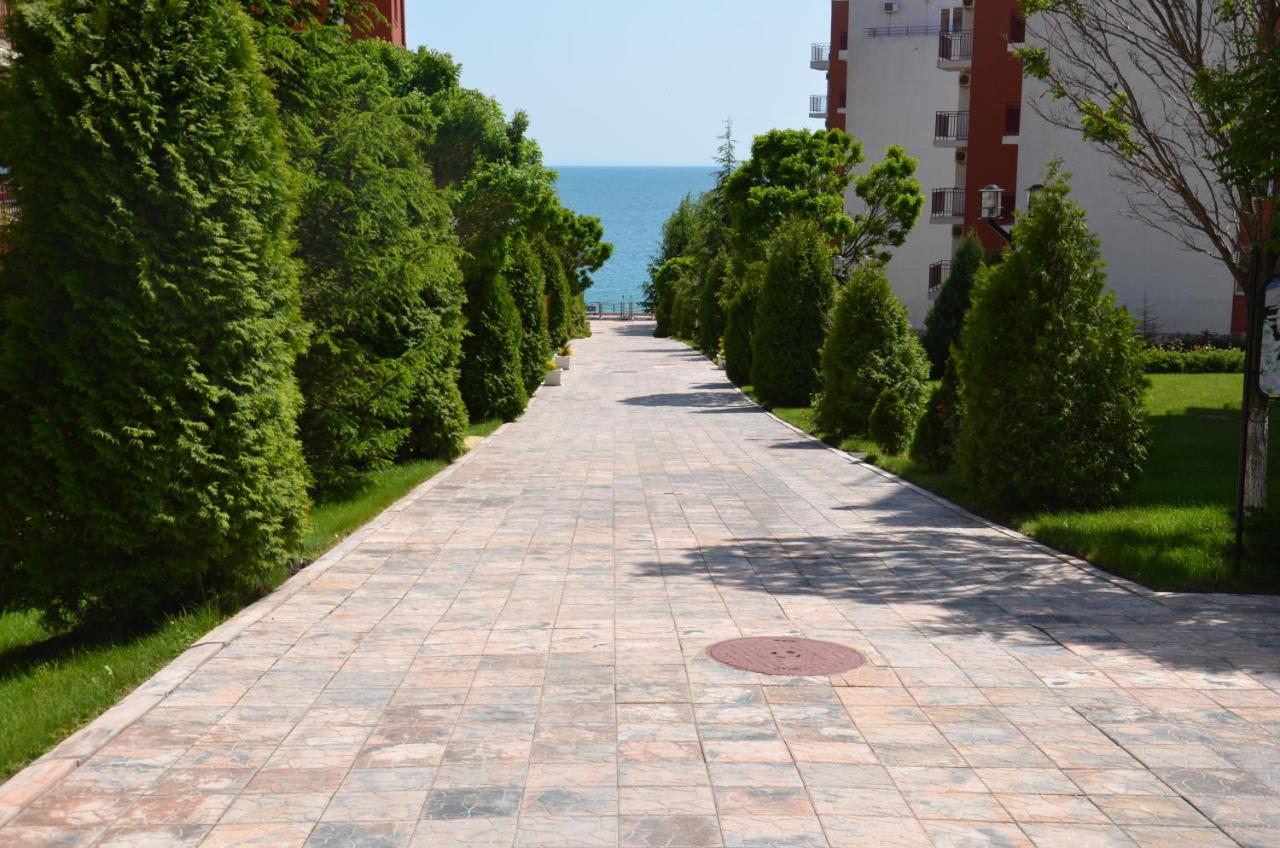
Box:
[1026,183,1045,210]
[979,183,1013,244]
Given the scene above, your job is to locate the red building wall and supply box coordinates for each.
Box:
[318,0,405,47]
[827,1,849,131]
[963,0,1022,255]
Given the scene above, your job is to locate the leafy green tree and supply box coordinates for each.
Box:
[751,220,836,407]
[0,0,308,628]
[724,130,923,268]
[507,236,552,393]
[814,265,929,438]
[644,196,699,312]
[922,233,983,377]
[652,257,693,338]
[956,169,1149,510]
[722,262,763,384]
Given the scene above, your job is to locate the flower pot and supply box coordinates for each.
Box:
[544,369,563,386]
[715,355,726,369]
[554,355,572,370]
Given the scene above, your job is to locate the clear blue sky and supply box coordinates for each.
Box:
[406,1,830,166]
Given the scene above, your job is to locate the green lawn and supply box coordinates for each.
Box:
[0,417,504,782]
[747,374,1279,593]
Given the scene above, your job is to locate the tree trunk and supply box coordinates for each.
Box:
[1242,247,1273,511]
[1244,389,1270,510]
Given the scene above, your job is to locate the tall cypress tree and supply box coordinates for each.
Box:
[751,220,836,407]
[921,232,983,377]
[506,236,552,394]
[0,0,308,628]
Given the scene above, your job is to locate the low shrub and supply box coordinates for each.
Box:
[869,386,916,455]
[1141,346,1245,373]
[909,353,962,471]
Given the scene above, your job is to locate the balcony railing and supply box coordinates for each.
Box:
[809,95,828,119]
[934,111,969,143]
[929,261,951,299]
[811,42,830,70]
[930,188,965,220]
[865,25,945,38]
[938,30,974,65]
[1005,103,1022,136]
[1009,12,1027,44]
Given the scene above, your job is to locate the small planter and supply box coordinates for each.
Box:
[544,369,563,386]
[715,355,726,369]
[554,355,572,370]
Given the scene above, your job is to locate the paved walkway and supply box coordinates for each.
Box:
[3,321,1280,848]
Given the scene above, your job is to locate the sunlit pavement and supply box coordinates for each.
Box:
[2,320,1279,847]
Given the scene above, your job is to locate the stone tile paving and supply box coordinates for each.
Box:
[2,320,1280,847]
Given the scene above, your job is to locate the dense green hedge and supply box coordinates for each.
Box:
[0,0,308,628]
[1141,346,1245,373]
[506,237,553,393]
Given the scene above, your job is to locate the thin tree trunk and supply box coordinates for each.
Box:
[1243,248,1273,511]
[1244,396,1269,510]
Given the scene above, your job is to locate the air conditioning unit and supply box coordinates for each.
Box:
[951,224,964,239]
[883,1,900,12]
[962,0,974,8]
[955,150,967,164]
[958,72,972,87]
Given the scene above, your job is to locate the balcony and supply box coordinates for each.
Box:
[934,111,969,146]
[1009,12,1027,45]
[938,30,973,69]
[929,261,951,299]
[930,188,965,221]
[811,43,830,70]
[1004,103,1021,144]
[809,95,828,120]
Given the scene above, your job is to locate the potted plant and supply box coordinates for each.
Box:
[544,361,562,386]
[715,341,726,370]
[555,344,573,371]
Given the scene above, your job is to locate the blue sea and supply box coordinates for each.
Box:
[553,166,717,309]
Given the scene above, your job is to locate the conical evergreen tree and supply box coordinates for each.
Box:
[956,167,1148,509]
[751,220,836,407]
[814,264,929,439]
[507,235,552,393]
[922,233,983,377]
[0,0,308,628]
[459,250,528,423]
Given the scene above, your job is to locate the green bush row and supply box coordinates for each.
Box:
[1141,346,1245,373]
[0,0,609,629]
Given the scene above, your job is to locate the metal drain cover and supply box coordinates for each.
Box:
[708,637,865,676]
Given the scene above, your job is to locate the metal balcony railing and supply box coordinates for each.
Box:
[865,25,945,38]
[931,188,965,220]
[811,43,830,63]
[1005,103,1022,136]
[934,111,969,143]
[929,261,951,298]
[809,95,828,117]
[938,30,974,64]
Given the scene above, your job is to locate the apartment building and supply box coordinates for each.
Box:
[813,0,1236,333]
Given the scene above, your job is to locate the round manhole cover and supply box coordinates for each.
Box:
[707,637,866,676]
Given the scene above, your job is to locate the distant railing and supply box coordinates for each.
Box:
[931,188,965,220]
[929,261,951,298]
[811,43,830,63]
[865,25,944,37]
[938,30,974,63]
[934,111,969,143]
[590,301,650,320]
[809,94,828,116]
